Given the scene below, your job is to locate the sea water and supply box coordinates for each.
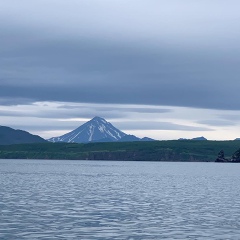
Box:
[1,159,240,239]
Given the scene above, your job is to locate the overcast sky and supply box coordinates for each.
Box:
[1,0,240,140]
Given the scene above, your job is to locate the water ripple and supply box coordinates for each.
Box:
[1,160,240,239]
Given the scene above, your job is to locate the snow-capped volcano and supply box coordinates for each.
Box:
[48,116,126,143]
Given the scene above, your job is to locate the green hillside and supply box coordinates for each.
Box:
[0,140,239,162]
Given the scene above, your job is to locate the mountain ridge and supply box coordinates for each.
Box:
[0,126,47,145]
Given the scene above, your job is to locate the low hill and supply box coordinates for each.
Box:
[191,136,207,141]
[178,136,207,141]
[0,126,46,145]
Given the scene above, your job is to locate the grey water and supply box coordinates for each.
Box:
[1,160,240,239]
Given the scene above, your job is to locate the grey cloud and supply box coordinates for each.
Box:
[1,38,240,110]
[218,114,240,122]
[26,121,212,132]
[0,109,126,119]
[0,98,34,106]
[114,121,212,131]
[0,104,171,120]
[58,105,172,114]
[0,1,240,111]
[121,108,172,114]
[1,0,240,47]
[8,124,74,133]
[0,110,27,117]
[8,124,80,132]
[8,121,212,133]
[197,120,237,127]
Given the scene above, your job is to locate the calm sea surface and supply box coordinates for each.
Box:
[1,159,240,239]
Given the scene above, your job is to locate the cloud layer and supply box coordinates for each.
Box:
[0,1,240,110]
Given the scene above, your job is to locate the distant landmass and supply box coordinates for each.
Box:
[48,116,155,143]
[191,136,207,141]
[118,135,155,142]
[235,138,240,140]
[1,140,240,162]
[0,126,46,145]
[178,136,207,141]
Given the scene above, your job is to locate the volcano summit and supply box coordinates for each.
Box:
[48,117,126,143]
[48,116,155,143]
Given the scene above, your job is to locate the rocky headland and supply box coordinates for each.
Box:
[215,149,240,163]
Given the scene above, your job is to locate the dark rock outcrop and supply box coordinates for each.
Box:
[216,148,240,163]
[231,149,240,162]
[215,150,228,162]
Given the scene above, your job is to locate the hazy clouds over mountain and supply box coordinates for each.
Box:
[0,1,240,140]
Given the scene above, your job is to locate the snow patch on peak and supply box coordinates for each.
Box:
[88,124,95,141]
[98,124,105,133]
